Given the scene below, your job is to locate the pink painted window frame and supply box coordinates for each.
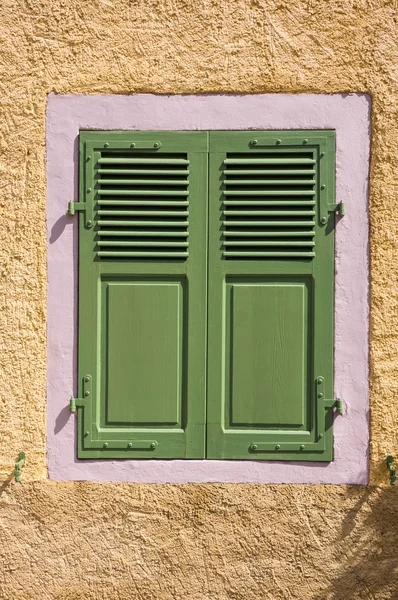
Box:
[46,93,370,483]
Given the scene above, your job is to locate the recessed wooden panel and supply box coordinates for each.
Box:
[105,281,183,425]
[227,281,308,428]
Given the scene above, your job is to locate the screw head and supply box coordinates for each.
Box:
[276,139,281,145]
[128,443,133,448]
[275,444,281,450]
[84,391,90,397]
[87,188,91,193]
[150,442,156,450]
[321,217,327,225]
[252,140,258,146]
[86,220,93,228]
[321,184,326,190]
[84,431,89,437]
[86,156,91,161]
[104,143,109,148]
[103,443,108,448]
[320,152,325,157]
[319,433,324,438]
[153,142,160,149]
[251,444,258,451]
[317,377,323,384]
[318,393,323,398]
[130,143,135,148]
[84,376,90,383]
[303,139,308,144]
[300,445,305,450]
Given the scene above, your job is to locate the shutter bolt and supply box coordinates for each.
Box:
[252,140,258,146]
[318,393,323,398]
[84,391,90,397]
[275,444,281,450]
[104,143,109,148]
[130,143,135,148]
[128,443,133,448]
[321,217,327,225]
[300,445,305,450]
[87,188,91,193]
[103,443,108,448]
[321,185,326,190]
[150,442,156,450]
[276,139,281,145]
[303,139,308,144]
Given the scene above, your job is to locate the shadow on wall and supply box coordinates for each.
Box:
[314,486,398,600]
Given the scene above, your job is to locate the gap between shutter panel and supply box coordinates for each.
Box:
[222,152,317,259]
[95,153,190,259]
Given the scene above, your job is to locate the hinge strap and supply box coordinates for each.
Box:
[70,375,92,413]
[316,377,344,415]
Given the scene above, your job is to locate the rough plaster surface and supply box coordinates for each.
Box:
[0,482,398,599]
[47,93,370,484]
[0,0,396,484]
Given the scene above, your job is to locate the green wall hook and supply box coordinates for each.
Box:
[386,456,396,486]
[14,452,26,483]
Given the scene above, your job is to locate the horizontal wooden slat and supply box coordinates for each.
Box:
[99,220,189,227]
[98,200,189,207]
[98,179,189,186]
[98,241,189,247]
[224,158,316,165]
[223,231,315,238]
[98,169,190,175]
[97,251,189,258]
[223,190,315,197]
[223,210,315,217]
[223,241,315,247]
[98,230,189,237]
[224,179,315,186]
[222,220,315,227]
[98,210,189,217]
[223,200,315,206]
[98,158,189,165]
[223,252,315,257]
[98,189,189,197]
[223,169,316,175]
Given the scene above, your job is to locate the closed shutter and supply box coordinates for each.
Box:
[207,131,336,461]
[76,132,208,458]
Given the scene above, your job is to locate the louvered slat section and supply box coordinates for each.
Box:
[96,153,190,259]
[222,152,317,259]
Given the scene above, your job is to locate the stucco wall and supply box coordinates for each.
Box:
[1,0,398,597]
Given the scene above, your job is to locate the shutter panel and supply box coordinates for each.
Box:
[207,131,336,461]
[77,132,208,458]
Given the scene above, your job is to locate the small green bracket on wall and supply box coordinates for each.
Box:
[14,452,25,483]
[386,456,396,486]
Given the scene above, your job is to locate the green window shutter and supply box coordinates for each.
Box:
[207,131,336,461]
[76,131,208,458]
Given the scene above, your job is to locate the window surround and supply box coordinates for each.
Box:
[46,93,370,483]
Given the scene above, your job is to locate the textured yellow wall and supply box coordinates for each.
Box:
[1,0,398,597]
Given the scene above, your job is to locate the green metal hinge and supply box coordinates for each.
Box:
[317,377,344,415]
[70,375,91,413]
[14,452,25,483]
[67,201,93,228]
[386,456,396,486]
[328,202,345,217]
